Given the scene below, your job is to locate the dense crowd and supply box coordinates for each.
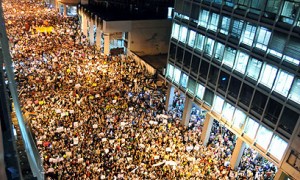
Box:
[3,0,277,179]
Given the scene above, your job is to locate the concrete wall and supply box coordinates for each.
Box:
[103,20,132,33]
[129,19,172,56]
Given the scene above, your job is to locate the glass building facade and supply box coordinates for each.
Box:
[166,0,300,178]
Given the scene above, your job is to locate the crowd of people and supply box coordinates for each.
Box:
[3,0,277,179]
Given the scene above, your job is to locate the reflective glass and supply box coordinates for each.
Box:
[179,26,188,43]
[213,95,224,114]
[259,64,277,88]
[289,78,300,104]
[204,38,215,56]
[223,47,237,68]
[208,13,219,31]
[167,64,174,79]
[242,23,257,46]
[195,33,205,51]
[196,83,205,99]
[188,30,196,47]
[223,102,235,122]
[198,9,209,27]
[274,70,294,97]
[256,125,272,150]
[246,58,262,80]
[255,27,271,51]
[172,23,180,39]
[214,42,225,61]
[220,16,230,35]
[174,68,181,84]
[233,109,246,130]
[234,51,249,74]
[180,73,189,88]
[243,118,259,139]
[268,135,288,160]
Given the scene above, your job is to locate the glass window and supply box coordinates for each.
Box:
[174,68,181,84]
[256,125,273,150]
[195,33,205,51]
[255,27,271,51]
[246,58,262,80]
[167,64,174,79]
[231,20,244,38]
[179,26,188,43]
[220,16,231,35]
[281,1,298,24]
[172,23,180,39]
[232,109,247,129]
[234,51,249,74]
[187,78,197,94]
[243,118,259,139]
[196,83,205,99]
[198,9,209,28]
[188,30,196,47]
[259,64,277,88]
[266,0,281,14]
[214,42,225,61]
[223,102,235,122]
[196,84,205,99]
[180,73,188,88]
[268,135,288,160]
[204,38,215,56]
[274,70,294,97]
[208,13,219,31]
[213,95,224,114]
[289,78,300,104]
[223,47,237,68]
[242,23,257,46]
[283,55,300,66]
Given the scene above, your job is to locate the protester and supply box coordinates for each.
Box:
[3,0,276,179]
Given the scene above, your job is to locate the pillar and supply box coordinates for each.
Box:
[230,137,246,170]
[96,25,102,50]
[89,18,95,45]
[103,33,110,55]
[81,14,88,37]
[165,84,173,111]
[181,97,193,127]
[63,4,67,17]
[200,113,214,146]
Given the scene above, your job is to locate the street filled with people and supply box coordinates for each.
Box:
[2,0,277,179]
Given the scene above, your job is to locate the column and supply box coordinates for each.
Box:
[200,113,214,146]
[89,18,95,45]
[63,4,67,17]
[181,97,193,127]
[81,14,87,37]
[165,84,173,111]
[96,25,102,50]
[103,33,110,55]
[230,137,246,170]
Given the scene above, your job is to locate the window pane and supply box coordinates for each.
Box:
[255,27,271,51]
[266,0,281,14]
[198,9,209,27]
[223,47,237,68]
[208,13,219,31]
[214,42,225,61]
[268,135,288,160]
[220,16,230,35]
[259,64,277,88]
[231,20,244,38]
[188,30,196,47]
[213,95,224,114]
[234,51,249,74]
[195,33,205,51]
[255,125,272,150]
[289,78,300,104]
[223,102,235,122]
[167,64,174,79]
[283,55,300,66]
[187,78,197,94]
[233,109,247,129]
[179,26,188,43]
[243,118,259,139]
[196,83,205,99]
[174,68,181,84]
[204,38,215,56]
[246,58,262,80]
[242,23,257,46]
[180,73,188,88]
[172,23,180,39]
[274,70,294,97]
[281,1,298,24]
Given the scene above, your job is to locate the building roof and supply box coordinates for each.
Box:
[81,0,173,21]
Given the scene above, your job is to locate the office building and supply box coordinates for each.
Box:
[165,0,300,179]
